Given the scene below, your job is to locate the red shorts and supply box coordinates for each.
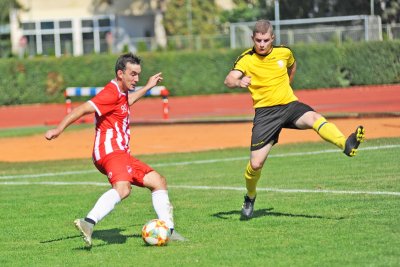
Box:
[94,151,153,187]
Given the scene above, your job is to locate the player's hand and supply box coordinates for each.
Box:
[146,72,163,88]
[45,129,61,140]
[239,76,251,88]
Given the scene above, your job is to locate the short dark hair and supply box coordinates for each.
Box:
[115,53,141,75]
[253,20,274,35]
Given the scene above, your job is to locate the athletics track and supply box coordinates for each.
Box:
[0,84,399,162]
[0,84,399,128]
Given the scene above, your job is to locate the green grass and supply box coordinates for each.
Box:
[0,124,91,139]
[0,137,399,266]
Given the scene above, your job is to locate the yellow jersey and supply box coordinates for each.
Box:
[233,46,298,108]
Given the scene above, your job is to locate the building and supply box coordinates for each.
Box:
[10,0,235,57]
[11,0,167,57]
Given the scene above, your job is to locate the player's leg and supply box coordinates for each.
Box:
[295,110,364,156]
[296,111,346,148]
[142,171,185,241]
[142,171,174,230]
[74,154,131,246]
[246,141,273,198]
[74,184,126,247]
[241,142,274,219]
[241,106,282,219]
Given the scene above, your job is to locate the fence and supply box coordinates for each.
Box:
[383,23,400,40]
[65,86,170,120]
[229,15,383,48]
[1,16,400,57]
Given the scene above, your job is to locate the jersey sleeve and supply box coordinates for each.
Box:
[233,55,248,75]
[287,48,295,68]
[89,87,118,116]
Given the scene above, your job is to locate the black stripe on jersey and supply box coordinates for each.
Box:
[231,48,254,70]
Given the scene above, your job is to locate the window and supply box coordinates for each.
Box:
[81,16,113,54]
[41,22,54,30]
[99,18,111,27]
[21,15,114,57]
[60,33,73,55]
[81,20,93,28]
[82,32,94,54]
[22,23,35,30]
[59,21,72,29]
[42,34,55,55]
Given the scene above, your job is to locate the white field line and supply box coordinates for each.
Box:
[0,181,399,196]
[0,144,399,181]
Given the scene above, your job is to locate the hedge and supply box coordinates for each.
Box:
[0,41,399,105]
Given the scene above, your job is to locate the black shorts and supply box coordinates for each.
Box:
[250,101,314,151]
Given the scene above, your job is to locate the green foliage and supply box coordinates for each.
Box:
[220,0,273,23]
[137,49,234,96]
[0,0,24,24]
[0,41,399,105]
[277,0,399,24]
[340,41,400,85]
[291,43,342,89]
[164,0,220,36]
[0,137,399,266]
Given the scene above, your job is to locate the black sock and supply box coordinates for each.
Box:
[84,217,96,225]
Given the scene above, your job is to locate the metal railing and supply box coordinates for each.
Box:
[1,20,399,57]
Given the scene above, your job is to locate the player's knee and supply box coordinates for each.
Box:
[250,160,264,171]
[153,175,167,191]
[114,183,131,199]
[311,112,323,123]
[144,171,167,191]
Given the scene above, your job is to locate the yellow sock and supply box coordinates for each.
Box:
[244,161,261,199]
[313,117,346,150]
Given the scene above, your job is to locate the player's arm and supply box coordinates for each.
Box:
[287,61,297,84]
[224,70,251,88]
[45,101,95,140]
[128,72,163,106]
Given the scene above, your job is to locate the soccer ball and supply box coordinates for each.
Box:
[141,219,171,246]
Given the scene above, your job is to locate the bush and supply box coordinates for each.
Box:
[0,41,399,105]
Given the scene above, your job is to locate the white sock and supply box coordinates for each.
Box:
[152,190,174,229]
[86,188,121,224]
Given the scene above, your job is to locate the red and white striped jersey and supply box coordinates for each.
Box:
[88,80,131,161]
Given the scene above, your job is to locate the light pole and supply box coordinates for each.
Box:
[187,0,193,49]
[370,0,374,15]
[274,0,280,45]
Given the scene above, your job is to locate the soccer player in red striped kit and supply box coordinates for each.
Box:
[45,53,184,246]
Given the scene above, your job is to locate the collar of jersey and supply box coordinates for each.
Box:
[111,79,126,96]
[252,46,273,57]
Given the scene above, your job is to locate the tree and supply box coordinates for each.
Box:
[219,0,274,23]
[0,0,23,25]
[163,0,220,35]
[379,0,400,24]
[278,0,400,24]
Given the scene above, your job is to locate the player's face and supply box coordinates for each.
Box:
[252,31,275,55]
[120,62,141,91]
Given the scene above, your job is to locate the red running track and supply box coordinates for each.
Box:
[0,84,399,128]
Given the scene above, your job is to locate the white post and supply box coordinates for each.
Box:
[274,0,281,45]
[72,18,83,56]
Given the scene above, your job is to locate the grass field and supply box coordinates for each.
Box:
[1,137,399,266]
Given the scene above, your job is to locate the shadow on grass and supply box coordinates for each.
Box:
[40,226,142,250]
[212,208,345,221]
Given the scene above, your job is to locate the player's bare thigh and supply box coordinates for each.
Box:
[295,111,322,129]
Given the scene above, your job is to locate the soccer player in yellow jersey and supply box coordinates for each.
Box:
[224,19,365,219]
